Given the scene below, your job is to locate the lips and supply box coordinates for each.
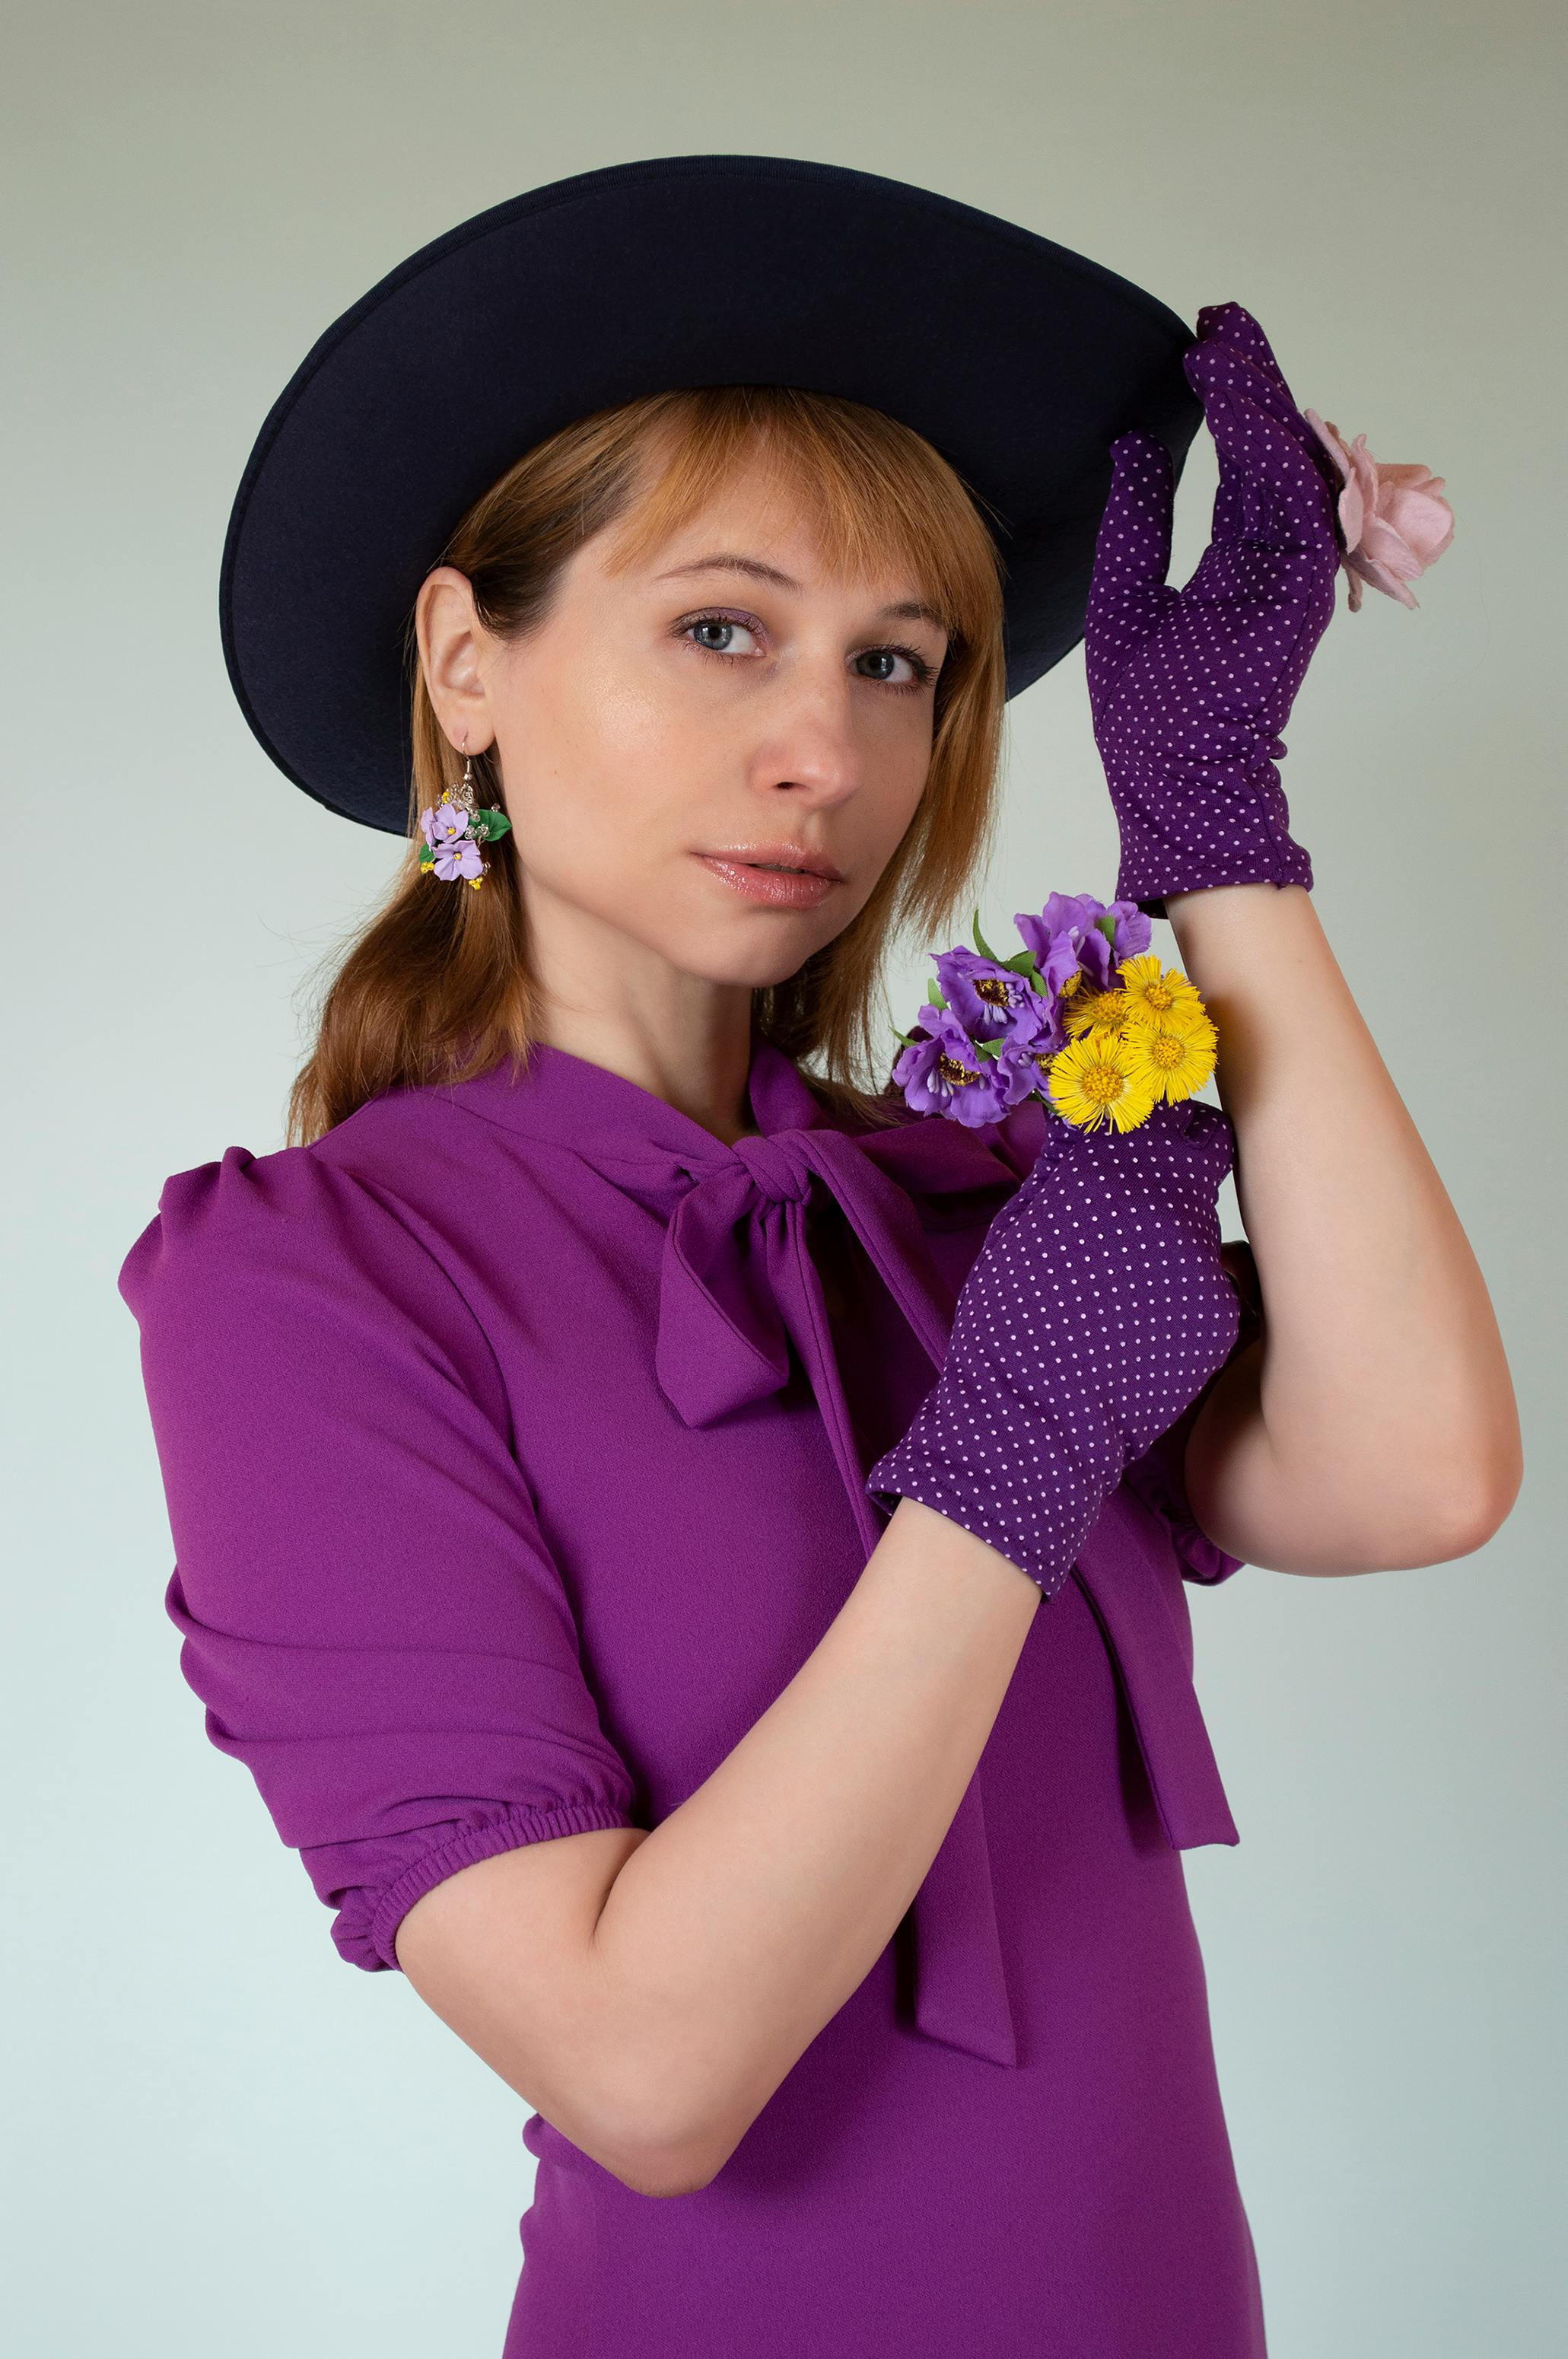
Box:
[702,848,844,882]
[693,854,841,908]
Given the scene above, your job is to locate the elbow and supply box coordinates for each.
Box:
[1424,1409,1525,1561]
[598,2141,722,2201]
[577,2067,741,2200]
[571,1937,773,2197]
[590,2111,733,2199]
[1407,1366,1525,1562]
[1420,1447,1523,1563]
[1369,1440,1524,1569]
[621,2071,758,2193]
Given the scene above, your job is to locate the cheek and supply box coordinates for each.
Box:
[500,661,722,876]
[581,668,718,787]
[860,705,937,826]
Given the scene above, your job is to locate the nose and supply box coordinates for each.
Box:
[750,658,863,807]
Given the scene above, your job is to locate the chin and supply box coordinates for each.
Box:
[660,931,825,992]
[632,880,844,988]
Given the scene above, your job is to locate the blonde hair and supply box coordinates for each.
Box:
[285,384,1008,1145]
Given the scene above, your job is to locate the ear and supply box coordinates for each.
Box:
[415,565,498,755]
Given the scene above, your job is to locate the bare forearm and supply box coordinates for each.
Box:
[1166,881,1521,1569]
[587,1497,1039,2183]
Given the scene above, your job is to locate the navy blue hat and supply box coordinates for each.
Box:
[221,154,1203,836]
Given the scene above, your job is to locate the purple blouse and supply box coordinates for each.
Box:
[119,1014,1266,2357]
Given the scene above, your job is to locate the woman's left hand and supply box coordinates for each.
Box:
[1084,301,1344,914]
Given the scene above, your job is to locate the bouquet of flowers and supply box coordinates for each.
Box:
[889,893,1218,1134]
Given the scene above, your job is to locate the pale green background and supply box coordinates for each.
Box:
[5,2,1563,2352]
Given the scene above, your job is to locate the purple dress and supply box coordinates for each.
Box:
[119,1014,1267,2356]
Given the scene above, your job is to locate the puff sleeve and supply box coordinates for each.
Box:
[118,1144,640,1972]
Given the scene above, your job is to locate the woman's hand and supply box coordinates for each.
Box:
[1085,301,1344,913]
[865,1101,1242,1597]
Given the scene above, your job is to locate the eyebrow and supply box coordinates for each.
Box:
[652,552,949,635]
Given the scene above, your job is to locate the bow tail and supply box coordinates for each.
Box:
[1073,1494,1239,1850]
[804,1132,959,1375]
[774,1160,1023,2070]
[909,1772,1019,2066]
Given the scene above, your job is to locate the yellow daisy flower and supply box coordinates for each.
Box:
[1116,953,1209,1033]
[1121,1011,1219,1103]
[1047,1028,1159,1133]
[1063,980,1134,1038]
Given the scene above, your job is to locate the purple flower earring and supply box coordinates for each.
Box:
[417,733,513,889]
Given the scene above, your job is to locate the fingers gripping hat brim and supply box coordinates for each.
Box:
[220,154,1203,835]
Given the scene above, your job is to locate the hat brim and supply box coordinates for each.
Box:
[221,153,1203,834]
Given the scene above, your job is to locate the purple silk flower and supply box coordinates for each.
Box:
[1015,894,1152,995]
[889,893,1156,1128]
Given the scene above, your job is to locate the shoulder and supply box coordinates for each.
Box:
[116,1084,513,1393]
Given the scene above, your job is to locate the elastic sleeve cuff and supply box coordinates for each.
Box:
[368,1799,639,1971]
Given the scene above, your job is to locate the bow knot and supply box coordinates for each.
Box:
[656,1125,964,1436]
[732,1132,814,1207]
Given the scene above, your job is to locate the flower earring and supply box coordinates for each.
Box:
[417,732,514,887]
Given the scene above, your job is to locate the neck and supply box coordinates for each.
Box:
[518,874,768,1141]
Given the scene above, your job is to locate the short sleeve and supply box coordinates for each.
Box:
[118,1143,639,1972]
[1121,1234,1264,1585]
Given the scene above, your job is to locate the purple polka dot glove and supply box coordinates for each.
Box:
[1086,302,1345,918]
[865,1099,1242,1597]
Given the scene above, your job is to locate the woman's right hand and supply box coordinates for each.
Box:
[865,1099,1242,1596]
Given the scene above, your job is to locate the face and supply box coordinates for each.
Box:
[416,457,950,1008]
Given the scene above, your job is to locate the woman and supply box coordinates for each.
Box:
[119,157,1520,2355]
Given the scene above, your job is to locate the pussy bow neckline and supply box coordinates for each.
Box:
[441,1019,1239,2071]
[446,1016,1019,1425]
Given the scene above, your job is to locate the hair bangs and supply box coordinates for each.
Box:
[604,385,1005,663]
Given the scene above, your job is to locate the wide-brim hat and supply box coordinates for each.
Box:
[221,153,1204,836]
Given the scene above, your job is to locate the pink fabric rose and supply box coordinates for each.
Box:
[1302,409,1455,610]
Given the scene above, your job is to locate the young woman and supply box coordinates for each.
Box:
[120,158,1520,2356]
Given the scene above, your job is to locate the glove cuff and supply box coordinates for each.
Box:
[1120,842,1315,918]
[1111,752,1315,910]
[866,1404,1102,1602]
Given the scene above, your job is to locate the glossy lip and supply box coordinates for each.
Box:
[693,854,839,909]
[696,842,846,882]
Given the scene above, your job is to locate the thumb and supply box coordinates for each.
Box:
[1088,431,1175,610]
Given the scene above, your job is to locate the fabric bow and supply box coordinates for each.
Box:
[649,1103,1238,2071]
[656,1119,991,1434]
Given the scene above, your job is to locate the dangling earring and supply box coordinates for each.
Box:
[417,731,514,889]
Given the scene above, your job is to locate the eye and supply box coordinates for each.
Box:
[853,645,934,689]
[673,609,937,692]
[680,613,761,658]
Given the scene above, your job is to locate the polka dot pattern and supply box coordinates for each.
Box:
[1083,301,1344,908]
[865,1099,1242,1597]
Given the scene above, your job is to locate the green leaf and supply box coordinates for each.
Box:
[974,1036,1002,1059]
[972,906,1001,963]
[890,1027,924,1046]
[1002,950,1039,977]
[1093,913,1118,950]
[924,979,948,1009]
[472,807,513,840]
